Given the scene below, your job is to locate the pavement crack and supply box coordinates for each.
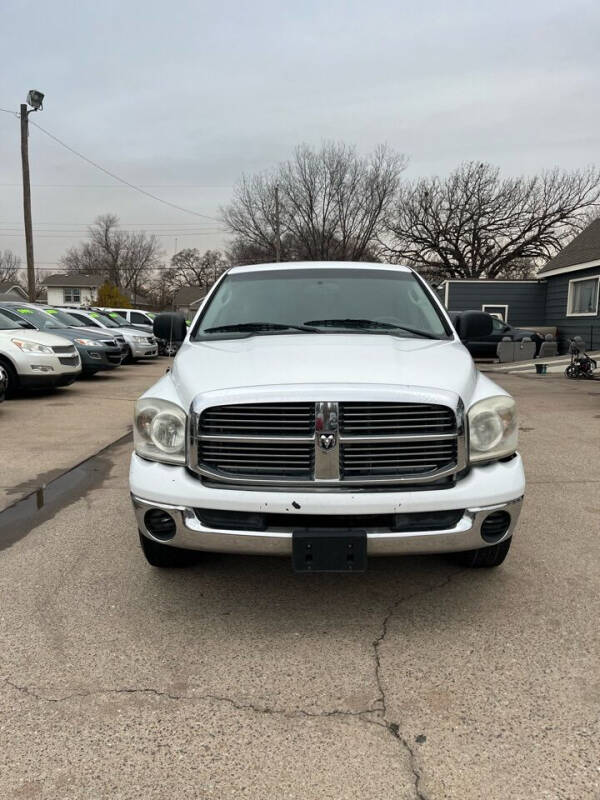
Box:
[3,570,461,800]
[1,677,379,723]
[369,569,463,800]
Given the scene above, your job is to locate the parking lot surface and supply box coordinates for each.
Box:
[0,360,166,512]
[1,372,599,799]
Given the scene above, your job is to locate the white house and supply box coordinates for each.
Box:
[42,274,152,309]
[43,274,101,306]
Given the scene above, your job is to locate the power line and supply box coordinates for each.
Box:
[0,231,222,238]
[0,183,233,188]
[28,119,225,224]
[0,221,221,227]
[0,107,19,117]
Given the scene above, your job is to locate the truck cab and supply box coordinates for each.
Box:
[130,263,524,571]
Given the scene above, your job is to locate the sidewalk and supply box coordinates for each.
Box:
[0,360,166,512]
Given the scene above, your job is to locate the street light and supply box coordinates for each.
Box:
[21,89,44,300]
[26,90,44,110]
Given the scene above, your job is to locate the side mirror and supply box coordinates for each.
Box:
[458,311,493,339]
[153,312,187,342]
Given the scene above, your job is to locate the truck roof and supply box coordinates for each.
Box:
[228,261,413,274]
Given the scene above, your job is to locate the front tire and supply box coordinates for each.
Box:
[455,537,512,568]
[565,365,577,379]
[0,359,19,396]
[138,531,195,568]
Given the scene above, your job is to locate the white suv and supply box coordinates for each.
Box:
[97,308,155,332]
[0,312,81,393]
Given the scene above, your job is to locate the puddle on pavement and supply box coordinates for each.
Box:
[0,433,131,552]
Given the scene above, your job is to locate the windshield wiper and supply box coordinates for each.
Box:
[203,322,321,334]
[303,318,441,339]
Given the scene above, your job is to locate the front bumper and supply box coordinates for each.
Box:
[80,347,123,372]
[130,453,525,556]
[129,341,158,358]
[20,370,80,388]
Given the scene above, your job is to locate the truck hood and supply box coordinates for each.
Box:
[170,333,478,410]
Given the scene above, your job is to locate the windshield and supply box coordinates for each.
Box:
[193,268,449,340]
[0,309,29,330]
[87,311,127,328]
[45,308,87,327]
[7,305,64,330]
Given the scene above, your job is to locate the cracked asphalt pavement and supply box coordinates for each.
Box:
[1,374,599,799]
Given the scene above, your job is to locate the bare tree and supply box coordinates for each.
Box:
[383,162,600,281]
[61,214,163,294]
[169,248,228,289]
[0,250,21,284]
[222,142,406,264]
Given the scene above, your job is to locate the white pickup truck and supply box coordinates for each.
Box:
[130,263,524,572]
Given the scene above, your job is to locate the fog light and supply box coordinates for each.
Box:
[481,510,511,543]
[144,508,177,540]
[88,351,101,360]
[31,365,54,372]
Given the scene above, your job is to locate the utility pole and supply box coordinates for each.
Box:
[274,184,281,262]
[20,105,35,301]
[19,90,44,302]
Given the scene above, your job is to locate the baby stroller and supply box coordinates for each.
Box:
[565,337,597,379]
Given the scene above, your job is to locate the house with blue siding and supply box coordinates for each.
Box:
[440,219,600,352]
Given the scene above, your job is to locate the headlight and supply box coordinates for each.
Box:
[73,338,100,346]
[132,336,148,343]
[134,398,187,465]
[468,395,518,463]
[11,338,54,354]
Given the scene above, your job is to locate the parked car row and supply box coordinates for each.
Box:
[0,302,161,398]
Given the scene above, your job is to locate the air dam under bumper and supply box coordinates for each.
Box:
[130,453,525,556]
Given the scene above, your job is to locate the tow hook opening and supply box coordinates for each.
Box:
[480,510,511,543]
[144,508,177,540]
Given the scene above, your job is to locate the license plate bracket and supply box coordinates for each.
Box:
[292,528,367,573]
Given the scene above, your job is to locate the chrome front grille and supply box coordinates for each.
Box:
[51,344,76,354]
[191,400,464,489]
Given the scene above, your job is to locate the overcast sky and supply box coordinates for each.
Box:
[1,0,599,273]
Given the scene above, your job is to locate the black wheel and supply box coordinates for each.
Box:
[122,347,136,364]
[565,365,577,379]
[454,537,512,568]
[0,359,19,396]
[138,531,195,568]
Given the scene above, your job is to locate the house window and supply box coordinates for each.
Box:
[567,277,599,316]
[482,304,508,322]
[63,288,81,303]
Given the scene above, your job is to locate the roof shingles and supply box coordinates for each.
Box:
[539,219,600,274]
[43,273,102,288]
